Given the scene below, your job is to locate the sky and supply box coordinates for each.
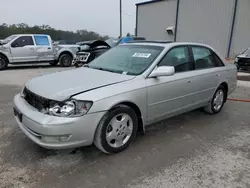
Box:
[0,0,145,37]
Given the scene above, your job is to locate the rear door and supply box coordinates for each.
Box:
[188,45,225,103]
[10,35,37,63]
[33,35,54,62]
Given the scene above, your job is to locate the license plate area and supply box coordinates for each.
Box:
[14,107,23,122]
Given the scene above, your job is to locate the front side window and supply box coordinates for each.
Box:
[158,46,193,73]
[88,45,163,75]
[11,36,34,48]
[191,46,216,69]
[34,35,49,46]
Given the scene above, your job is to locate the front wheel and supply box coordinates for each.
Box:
[59,54,73,67]
[204,85,226,114]
[94,105,138,154]
[0,55,8,70]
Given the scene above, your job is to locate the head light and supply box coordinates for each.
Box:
[48,100,93,117]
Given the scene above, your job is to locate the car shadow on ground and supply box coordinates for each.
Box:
[7,64,61,70]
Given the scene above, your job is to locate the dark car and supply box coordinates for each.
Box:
[73,40,111,67]
[73,36,146,67]
[234,48,250,71]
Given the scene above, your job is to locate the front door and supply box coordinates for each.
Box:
[10,35,37,63]
[33,35,54,62]
[146,46,196,123]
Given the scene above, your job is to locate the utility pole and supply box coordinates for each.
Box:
[120,0,122,38]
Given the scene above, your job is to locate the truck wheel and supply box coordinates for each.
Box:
[59,54,72,67]
[0,54,8,70]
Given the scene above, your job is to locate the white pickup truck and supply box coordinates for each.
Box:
[0,34,79,70]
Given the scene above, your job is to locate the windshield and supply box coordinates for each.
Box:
[79,44,90,51]
[105,38,120,48]
[88,45,163,75]
[1,35,17,44]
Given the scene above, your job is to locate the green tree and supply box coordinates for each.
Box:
[0,23,109,42]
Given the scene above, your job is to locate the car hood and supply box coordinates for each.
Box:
[25,67,135,101]
[237,54,248,58]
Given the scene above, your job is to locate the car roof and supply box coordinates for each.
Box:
[15,34,50,37]
[121,41,214,49]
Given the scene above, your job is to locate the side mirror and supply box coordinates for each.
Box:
[149,66,175,78]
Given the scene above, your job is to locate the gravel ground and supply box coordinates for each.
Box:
[0,66,249,188]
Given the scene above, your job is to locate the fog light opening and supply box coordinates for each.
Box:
[60,135,72,142]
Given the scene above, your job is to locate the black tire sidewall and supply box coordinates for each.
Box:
[99,106,138,154]
[0,55,8,70]
[211,86,226,114]
[59,54,72,67]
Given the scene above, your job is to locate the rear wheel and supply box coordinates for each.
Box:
[59,54,73,67]
[94,105,138,154]
[0,54,8,70]
[204,85,226,114]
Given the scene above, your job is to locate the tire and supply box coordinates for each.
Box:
[0,54,8,70]
[59,54,73,67]
[204,85,226,115]
[94,105,138,154]
[50,60,58,66]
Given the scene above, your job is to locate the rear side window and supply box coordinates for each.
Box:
[11,36,34,48]
[34,35,50,45]
[191,47,216,69]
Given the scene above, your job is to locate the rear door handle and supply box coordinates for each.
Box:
[187,80,193,83]
[216,74,220,77]
[48,47,51,49]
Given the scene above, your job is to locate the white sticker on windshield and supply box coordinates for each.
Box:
[132,53,151,58]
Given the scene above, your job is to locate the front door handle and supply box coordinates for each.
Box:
[216,74,220,77]
[187,80,193,83]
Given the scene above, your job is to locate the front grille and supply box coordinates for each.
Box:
[22,87,52,111]
[75,52,91,62]
[238,58,250,65]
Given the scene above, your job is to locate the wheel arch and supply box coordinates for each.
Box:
[110,101,145,134]
[58,51,73,59]
[220,82,229,102]
[0,52,10,63]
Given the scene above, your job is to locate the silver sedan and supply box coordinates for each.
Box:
[13,41,237,154]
